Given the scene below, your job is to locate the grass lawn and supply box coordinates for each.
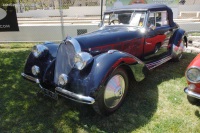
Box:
[0,43,200,132]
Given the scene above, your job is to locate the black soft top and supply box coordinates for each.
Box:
[105,4,176,27]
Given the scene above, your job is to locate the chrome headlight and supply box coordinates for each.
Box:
[58,74,68,86]
[32,44,48,58]
[186,67,200,83]
[32,65,40,76]
[74,52,92,70]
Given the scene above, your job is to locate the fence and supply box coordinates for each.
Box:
[0,0,200,42]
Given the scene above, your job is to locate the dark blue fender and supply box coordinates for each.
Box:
[169,28,186,46]
[169,28,187,59]
[68,51,146,97]
[23,42,59,84]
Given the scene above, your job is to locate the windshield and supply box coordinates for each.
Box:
[103,11,146,27]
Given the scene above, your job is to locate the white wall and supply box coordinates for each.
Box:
[16,5,200,18]
[17,6,106,18]
[67,6,106,17]
[17,9,65,18]
[0,24,99,42]
[1,23,198,42]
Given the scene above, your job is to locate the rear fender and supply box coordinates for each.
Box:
[169,28,187,58]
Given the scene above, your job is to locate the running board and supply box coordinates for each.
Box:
[146,56,172,70]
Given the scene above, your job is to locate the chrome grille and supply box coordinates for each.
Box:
[54,42,75,84]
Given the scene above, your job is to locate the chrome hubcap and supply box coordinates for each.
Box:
[104,75,125,108]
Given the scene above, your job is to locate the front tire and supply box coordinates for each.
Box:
[93,67,129,115]
[187,95,200,105]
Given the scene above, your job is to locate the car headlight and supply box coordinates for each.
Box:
[32,44,48,58]
[74,52,92,70]
[186,67,200,83]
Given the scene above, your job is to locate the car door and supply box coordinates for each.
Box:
[143,11,172,61]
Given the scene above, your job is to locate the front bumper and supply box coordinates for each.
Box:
[55,87,95,104]
[21,72,95,104]
[21,73,40,83]
[184,87,200,100]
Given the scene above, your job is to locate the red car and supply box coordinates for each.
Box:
[185,53,200,105]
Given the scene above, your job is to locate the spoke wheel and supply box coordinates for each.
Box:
[93,67,129,115]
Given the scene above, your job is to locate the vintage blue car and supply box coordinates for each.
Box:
[21,4,187,115]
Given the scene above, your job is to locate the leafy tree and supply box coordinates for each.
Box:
[0,0,16,6]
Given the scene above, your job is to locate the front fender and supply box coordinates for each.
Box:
[23,42,59,82]
[69,51,146,97]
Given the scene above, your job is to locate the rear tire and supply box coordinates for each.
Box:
[93,67,129,115]
[171,42,184,62]
[172,53,182,62]
[154,44,161,53]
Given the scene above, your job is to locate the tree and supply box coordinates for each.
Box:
[0,0,16,7]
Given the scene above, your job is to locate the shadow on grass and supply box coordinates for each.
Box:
[0,50,197,132]
[195,110,200,119]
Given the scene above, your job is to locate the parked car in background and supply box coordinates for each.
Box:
[21,4,187,115]
[184,54,200,105]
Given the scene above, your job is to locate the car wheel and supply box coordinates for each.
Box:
[154,44,160,53]
[171,42,184,62]
[93,67,129,115]
[172,53,182,62]
[187,95,200,105]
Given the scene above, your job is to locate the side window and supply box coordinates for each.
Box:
[148,12,156,27]
[148,11,169,28]
[156,11,169,27]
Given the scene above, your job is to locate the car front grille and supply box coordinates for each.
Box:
[54,41,76,84]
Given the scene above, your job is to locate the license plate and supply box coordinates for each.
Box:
[40,87,58,100]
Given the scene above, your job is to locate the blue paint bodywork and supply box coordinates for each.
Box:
[22,4,187,102]
[75,27,143,50]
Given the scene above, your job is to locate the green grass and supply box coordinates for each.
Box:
[0,44,200,132]
[0,42,36,49]
[188,32,200,36]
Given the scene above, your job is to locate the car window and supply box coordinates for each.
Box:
[129,12,146,27]
[148,11,169,28]
[103,11,146,27]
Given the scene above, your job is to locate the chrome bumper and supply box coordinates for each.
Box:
[21,73,95,104]
[55,87,95,104]
[184,87,200,100]
[21,73,40,83]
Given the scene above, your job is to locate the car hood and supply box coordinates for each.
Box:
[74,26,143,51]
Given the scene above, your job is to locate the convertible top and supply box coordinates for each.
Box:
[105,4,176,27]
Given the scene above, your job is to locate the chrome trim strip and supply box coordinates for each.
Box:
[108,50,118,54]
[67,37,81,53]
[21,73,40,83]
[185,66,200,84]
[55,87,95,104]
[184,87,200,100]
